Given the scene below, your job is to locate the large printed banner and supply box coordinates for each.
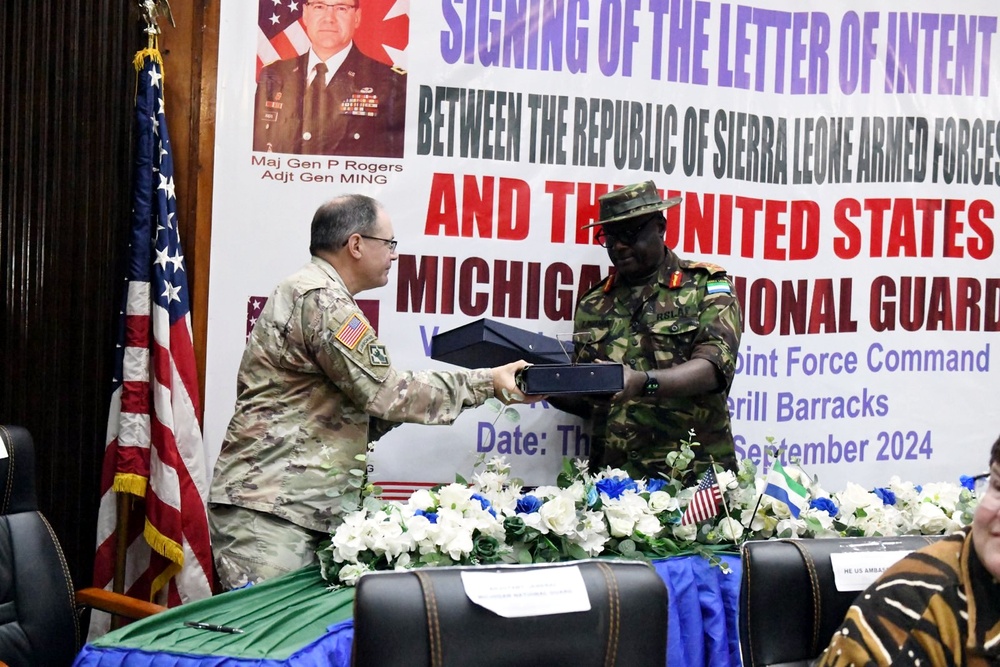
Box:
[207,0,1000,496]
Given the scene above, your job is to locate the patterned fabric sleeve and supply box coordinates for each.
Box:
[814,531,973,667]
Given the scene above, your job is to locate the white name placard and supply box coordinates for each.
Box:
[461,565,591,618]
[829,551,913,592]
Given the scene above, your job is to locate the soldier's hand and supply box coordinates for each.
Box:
[490,360,546,405]
[612,366,647,403]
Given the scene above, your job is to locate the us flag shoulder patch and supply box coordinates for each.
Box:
[335,313,370,350]
[706,279,731,295]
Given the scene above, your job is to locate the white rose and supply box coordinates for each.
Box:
[647,490,678,513]
[408,489,436,511]
[603,493,652,538]
[717,517,745,541]
[912,501,961,534]
[835,482,878,515]
[715,470,736,491]
[539,494,579,535]
[437,484,475,512]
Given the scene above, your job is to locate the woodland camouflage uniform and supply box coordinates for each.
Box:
[575,247,742,481]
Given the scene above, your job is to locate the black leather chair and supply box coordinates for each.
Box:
[352,559,668,667]
[739,535,944,667]
[0,425,164,667]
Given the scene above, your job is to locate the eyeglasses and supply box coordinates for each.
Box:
[594,215,659,248]
[359,234,398,252]
[305,2,357,15]
[973,473,996,498]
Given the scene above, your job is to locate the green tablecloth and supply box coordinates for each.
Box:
[82,566,353,662]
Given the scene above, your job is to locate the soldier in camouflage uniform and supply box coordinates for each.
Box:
[209,194,532,589]
[553,181,742,484]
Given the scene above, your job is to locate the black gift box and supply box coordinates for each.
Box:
[431,319,623,395]
[515,363,624,395]
[431,318,571,367]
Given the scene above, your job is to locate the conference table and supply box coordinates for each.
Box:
[73,553,743,667]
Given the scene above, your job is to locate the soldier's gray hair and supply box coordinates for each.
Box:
[309,194,381,255]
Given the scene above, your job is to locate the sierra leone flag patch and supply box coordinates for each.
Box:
[706,279,731,295]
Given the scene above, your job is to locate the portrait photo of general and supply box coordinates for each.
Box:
[254,0,408,158]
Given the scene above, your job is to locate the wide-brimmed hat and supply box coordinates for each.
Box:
[582,181,682,229]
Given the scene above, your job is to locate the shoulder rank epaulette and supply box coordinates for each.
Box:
[683,259,728,276]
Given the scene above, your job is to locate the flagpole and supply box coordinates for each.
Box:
[742,491,764,545]
[739,447,781,542]
[709,456,738,546]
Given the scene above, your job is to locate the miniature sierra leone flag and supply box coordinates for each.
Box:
[764,460,809,518]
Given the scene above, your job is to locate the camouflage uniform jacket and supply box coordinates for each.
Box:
[574,248,742,480]
[210,257,493,533]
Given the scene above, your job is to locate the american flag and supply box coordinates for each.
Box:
[680,469,723,526]
[375,480,440,501]
[256,0,410,79]
[90,49,213,636]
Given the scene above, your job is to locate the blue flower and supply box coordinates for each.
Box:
[872,487,896,506]
[515,495,542,514]
[471,493,497,517]
[960,475,976,492]
[585,485,599,508]
[414,509,438,524]
[596,477,639,500]
[645,478,667,493]
[809,497,838,517]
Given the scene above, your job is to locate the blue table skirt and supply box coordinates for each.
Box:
[74,554,742,667]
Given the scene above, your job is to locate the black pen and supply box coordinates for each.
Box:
[184,620,244,634]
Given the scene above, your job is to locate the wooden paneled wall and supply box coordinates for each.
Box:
[0,0,217,590]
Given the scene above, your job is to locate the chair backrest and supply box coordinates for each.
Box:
[739,535,943,667]
[352,559,668,667]
[0,425,79,667]
[0,425,38,514]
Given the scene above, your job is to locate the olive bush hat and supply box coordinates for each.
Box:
[582,181,683,229]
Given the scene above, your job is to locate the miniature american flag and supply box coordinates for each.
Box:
[680,469,723,526]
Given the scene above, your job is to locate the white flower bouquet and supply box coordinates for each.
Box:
[317,436,982,588]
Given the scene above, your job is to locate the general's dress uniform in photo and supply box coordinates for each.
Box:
[252,45,406,158]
